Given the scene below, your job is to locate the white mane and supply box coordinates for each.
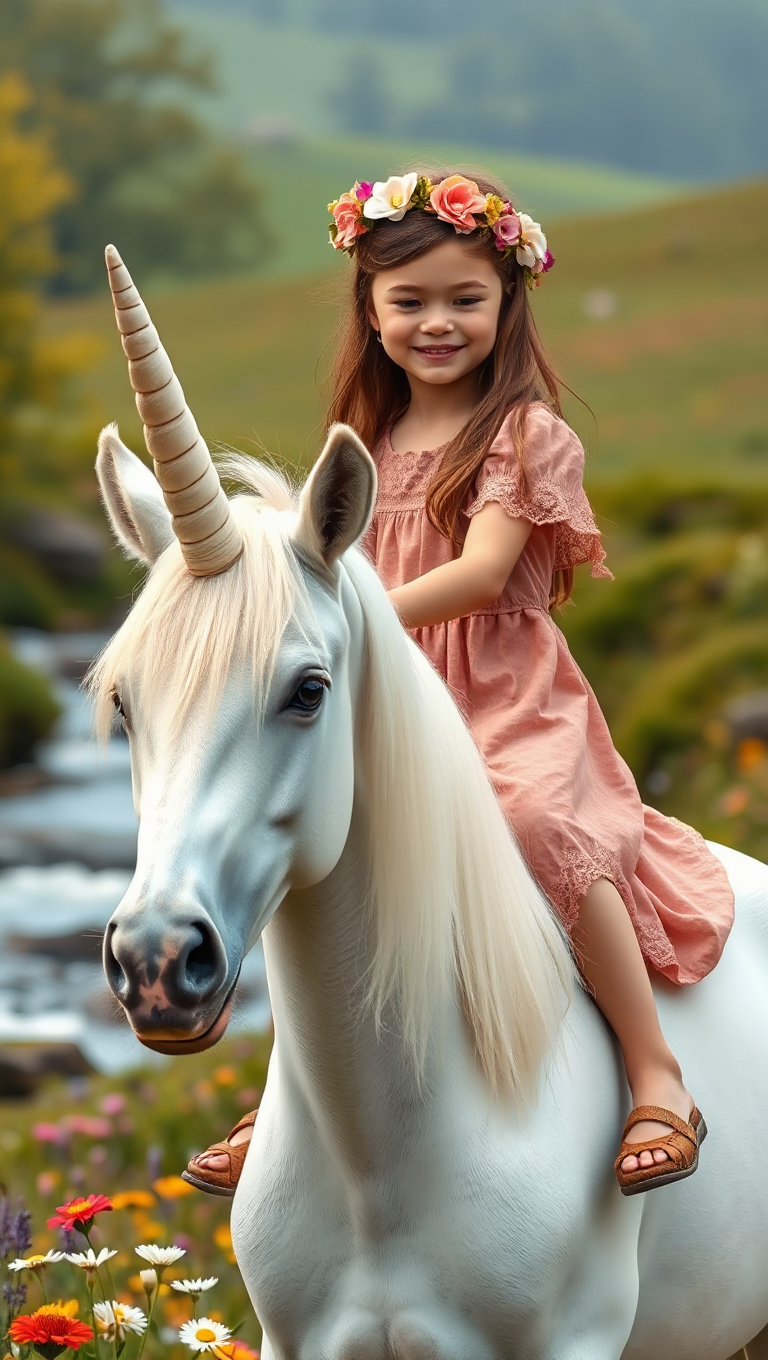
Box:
[90,454,575,1100]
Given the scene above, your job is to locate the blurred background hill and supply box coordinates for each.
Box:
[0,0,767,1077]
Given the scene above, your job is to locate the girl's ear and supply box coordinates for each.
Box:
[294,424,377,571]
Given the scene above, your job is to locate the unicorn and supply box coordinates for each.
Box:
[92,247,768,1360]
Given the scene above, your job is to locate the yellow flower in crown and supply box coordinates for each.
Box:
[484,193,506,226]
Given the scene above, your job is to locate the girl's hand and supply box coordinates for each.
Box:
[387,503,532,628]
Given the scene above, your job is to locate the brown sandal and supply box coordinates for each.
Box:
[181,1109,258,1197]
[615,1104,707,1196]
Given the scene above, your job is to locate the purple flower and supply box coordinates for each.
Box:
[541,249,555,273]
[492,212,522,251]
[356,181,374,201]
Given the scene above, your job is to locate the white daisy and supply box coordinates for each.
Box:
[93,1301,148,1341]
[139,1268,158,1295]
[171,1277,218,1297]
[135,1244,186,1267]
[66,1248,118,1271]
[179,1318,232,1352]
[7,1251,64,1272]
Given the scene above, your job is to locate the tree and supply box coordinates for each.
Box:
[0,0,273,291]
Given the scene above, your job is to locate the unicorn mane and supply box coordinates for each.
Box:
[90,453,575,1100]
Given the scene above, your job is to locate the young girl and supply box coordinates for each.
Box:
[185,168,734,1199]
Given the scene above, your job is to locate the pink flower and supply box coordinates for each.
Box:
[32,1122,66,1145]
[62,1115,112,1139]
[429,174,487,233]
[356,181,373,201]
[331,192,367,250]
[100,1093,126,1116]
[47,1193,113,1233]
[541,249,555,273]
[492,211,522,251]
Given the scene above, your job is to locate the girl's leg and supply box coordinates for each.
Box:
[573,877,692,1173]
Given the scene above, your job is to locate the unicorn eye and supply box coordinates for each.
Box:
[112,691,126,718]
[286,677,327,714]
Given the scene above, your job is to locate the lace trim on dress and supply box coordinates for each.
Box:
[467,475,614,580]
[554,844,678,973]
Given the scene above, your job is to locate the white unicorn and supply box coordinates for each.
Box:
[93,248,768,1360]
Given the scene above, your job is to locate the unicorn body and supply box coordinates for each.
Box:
[94,249,768,1359]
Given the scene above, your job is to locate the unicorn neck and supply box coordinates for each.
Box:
[261,798,464,1174]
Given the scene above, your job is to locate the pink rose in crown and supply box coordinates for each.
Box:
[356,181,374,201]
[429,174,487,233]
[332,193,367,250]
[492,211,521,251]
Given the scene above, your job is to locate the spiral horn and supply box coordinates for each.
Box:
[104,244,243,577]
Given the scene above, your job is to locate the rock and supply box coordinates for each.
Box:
[6,509,107,585]
[0,1042,95,1098]
[724,690,768,742]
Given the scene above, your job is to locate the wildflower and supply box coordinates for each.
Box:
[7,1251,65,1273]
[213,1342,260,1360]
[65,1247,117,1284]
[212,1224,235,1264]
[31,1123,66,1146]
[111,1191,156,1211]
[179,1318,232,1352]
[61,1115,112,1140]
[212,1066,236,1087]
[135,1244,186,1267]
[10,1306,94,1359]
[139,1268,158,1297]
[36,1172,61,1197]
[99,1093,126,1116]
[170,1278,218,1300]
[0,1196,32,1261]
[152,1176,195,1200]
[93,1301,147,1342]
[47,1194,113,1234]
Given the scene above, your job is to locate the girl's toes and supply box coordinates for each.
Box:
[652,1148,669,1164]
[638,1149,655,1168]
[621,1153,640,1173]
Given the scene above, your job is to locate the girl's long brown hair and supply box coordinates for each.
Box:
[326,168,574,608]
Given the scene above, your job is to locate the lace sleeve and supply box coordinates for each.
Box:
[467,406,613,580]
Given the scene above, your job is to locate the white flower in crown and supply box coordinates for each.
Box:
[515,213,548,269]
[363,173,418,221]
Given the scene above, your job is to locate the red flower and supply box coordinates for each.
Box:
[10,1309,94,1359]
[47,1193,113,1232]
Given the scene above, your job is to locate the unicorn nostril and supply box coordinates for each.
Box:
[174,919,228,1004]
[103,922,128,1000]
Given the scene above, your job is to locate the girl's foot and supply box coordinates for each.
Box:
[619,1074,693,1174]
[181,1111,257,1197]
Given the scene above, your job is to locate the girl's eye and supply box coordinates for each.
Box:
[394,299,422,310]
[454,296,482,307]
[287,677,327,713]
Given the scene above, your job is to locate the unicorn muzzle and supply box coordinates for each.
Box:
[103,907,234,1051]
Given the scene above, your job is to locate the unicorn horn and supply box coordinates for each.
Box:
[104,244,243,577]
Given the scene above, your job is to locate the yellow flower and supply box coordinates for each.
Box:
[484,193,506,225]
[112,1190,156,1211]
[213,1066,237,1087]
[37,1301,79,1318]
[213,1224,236,1265]
[153,1176,196,1200]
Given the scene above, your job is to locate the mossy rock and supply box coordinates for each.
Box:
[0,636,61,767]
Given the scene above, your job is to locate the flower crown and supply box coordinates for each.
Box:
[328,172,554,287]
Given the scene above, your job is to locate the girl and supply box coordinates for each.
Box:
[184,168,734,1199]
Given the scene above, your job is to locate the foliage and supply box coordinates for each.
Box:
[0,636,62,767]
[560,476,768,859]
[0,1037,270,1358]
[174,0,768,180]
[0,0,272,293]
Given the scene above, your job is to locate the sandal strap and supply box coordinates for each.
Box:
[225,1108,258,1142]
[621,1104,697,1146]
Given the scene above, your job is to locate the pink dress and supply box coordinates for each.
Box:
[365,403,734,985]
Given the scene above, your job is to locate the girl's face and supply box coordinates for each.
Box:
[367,238,504,389]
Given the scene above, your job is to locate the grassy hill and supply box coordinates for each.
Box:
[42,176,768,483]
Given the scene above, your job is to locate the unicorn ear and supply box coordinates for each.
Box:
[96,424,174,565]
[294,424,377,570]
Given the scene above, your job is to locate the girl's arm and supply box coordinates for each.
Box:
[387,502,533,628]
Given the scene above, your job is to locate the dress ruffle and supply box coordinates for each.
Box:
[467,473,613,580]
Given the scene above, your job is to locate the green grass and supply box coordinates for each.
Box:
[42,176,768,484]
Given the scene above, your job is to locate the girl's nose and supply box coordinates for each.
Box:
[420,314,454,333]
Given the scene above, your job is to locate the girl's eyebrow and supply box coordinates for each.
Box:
[385,279,491,294]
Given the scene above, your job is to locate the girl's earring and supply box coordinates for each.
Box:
[375,330,382,344]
